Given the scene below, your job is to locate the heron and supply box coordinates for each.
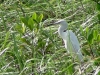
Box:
[46,19,83,62]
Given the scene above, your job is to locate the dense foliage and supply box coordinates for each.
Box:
[0,0,100,75]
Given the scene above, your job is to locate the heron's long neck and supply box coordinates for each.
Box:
[58,24,67,40]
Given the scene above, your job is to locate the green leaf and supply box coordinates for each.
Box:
[28,18,34,31]
[0,32,10,49]
[93,57,100,66]
[97,34,100,41]
[97,14,100,20]
[61,62,75,75]
[15,24,23,33]
[80,26,84,35]
[20,37,31,45]
[37,38,46,48]
[98,72,100,75]
[97,3,100,11]
[87,30,93,44]
[38,14,43,22]
[15,24,26,33]
[67,63,74,74]
[85,27,89,38]
[22,23,26,33]
[93,30,98,40]
[20,16,29,26]
[32,12,37,20]
[85,27,89,33]
[83,49,91,56]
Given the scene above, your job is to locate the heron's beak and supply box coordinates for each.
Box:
[53,21,61,25]
[43,23,53,27]
[43,19,60,27]
[44,22,59,27]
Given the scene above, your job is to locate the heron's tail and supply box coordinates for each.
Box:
[77,50,84,62]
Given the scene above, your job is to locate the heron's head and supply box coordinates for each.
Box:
[53,19,68,40]
[44,19,68,27]
[44,19,68,40]
[53,19,68,29]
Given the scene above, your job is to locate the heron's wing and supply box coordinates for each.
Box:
[67,30,83,62]
[67,30,80,51]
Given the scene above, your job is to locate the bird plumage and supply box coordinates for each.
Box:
[56,19,83,62]
[64,30,83,62]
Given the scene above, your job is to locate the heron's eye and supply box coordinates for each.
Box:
[63,30,66,32]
